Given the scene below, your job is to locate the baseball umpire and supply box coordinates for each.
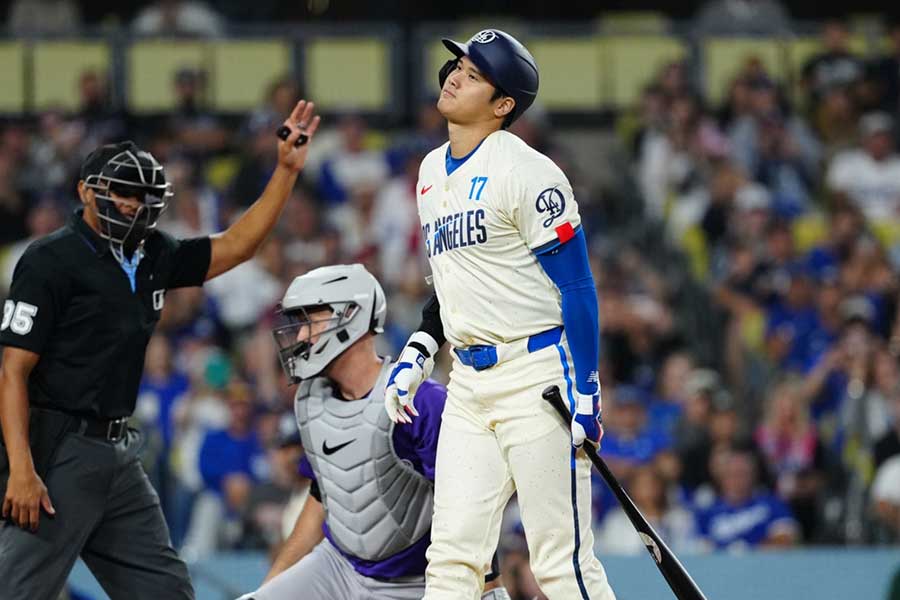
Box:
[0,100,319,600]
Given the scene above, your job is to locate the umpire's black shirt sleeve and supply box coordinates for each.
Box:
[0,246,66,355]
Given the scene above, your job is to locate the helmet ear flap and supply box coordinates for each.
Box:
[438,59,457,89]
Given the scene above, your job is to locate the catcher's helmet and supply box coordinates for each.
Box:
[272,264,387,382]
[82,141,171,262]
[439,29,539,126]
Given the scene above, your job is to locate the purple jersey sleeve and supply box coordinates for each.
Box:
[390,378,446,481]
[298,455,316,481]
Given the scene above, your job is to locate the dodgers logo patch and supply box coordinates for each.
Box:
[535,187,565,228]
[471,30,497,44]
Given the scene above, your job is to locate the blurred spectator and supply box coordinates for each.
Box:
[368,151,424,287]
[600,385,674,482]
[867,19,900,115]
[674,368,720,452]
[595,465,698,555]
[638,92,728,222]
[0,143,29,246]
[871,454,900,540]
[248,77,302,135]
[76,70,127,146]
[727,75,821,215]
[826,112,900,222]
[166,67,229,158]
[136,334,192,543]
[692,0,791,36]
[228,112,283,210]
[648,350,694,437]
[814,86,860,155]
[0,199,64,294]
[205,236,283,333]
[694,446,799,550]
[239,413,300,551]
[279,189,340,273]
[183,381,268,558]
[755,377,827,541]
[7,0,81,34]
[764,262,818,372]
[698,161,747,253]
[680,385,755,501]
[874,387,900,469]
[801,20,864,112]
[317,114,390,205]
[132,0,225,36]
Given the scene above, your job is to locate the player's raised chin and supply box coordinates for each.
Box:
[437,56,515,126]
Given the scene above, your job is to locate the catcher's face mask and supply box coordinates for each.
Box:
[273,303,363,382]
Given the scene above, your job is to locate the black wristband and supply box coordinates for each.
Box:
[408,341,431,358]
[418,293,447,348]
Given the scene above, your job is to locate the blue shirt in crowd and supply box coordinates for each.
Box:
[137,371,189,450]
[695,492,797,551]
[199,428,267,496]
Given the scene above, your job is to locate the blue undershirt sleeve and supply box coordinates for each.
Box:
[535,227,600,396]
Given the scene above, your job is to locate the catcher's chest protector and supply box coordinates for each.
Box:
[295,361,434,560]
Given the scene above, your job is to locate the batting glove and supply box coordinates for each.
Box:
[571,389,603,448]
[385,331,438,424]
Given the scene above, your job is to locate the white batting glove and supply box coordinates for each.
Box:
[385,331,439,424]
[481,587,512,599]
[571,388,603,448]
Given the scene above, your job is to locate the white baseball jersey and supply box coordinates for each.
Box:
[416,130,581,347]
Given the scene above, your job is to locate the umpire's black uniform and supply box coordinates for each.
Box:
[0,144,209,599]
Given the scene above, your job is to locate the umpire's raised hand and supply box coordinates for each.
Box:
[276,100,321,173]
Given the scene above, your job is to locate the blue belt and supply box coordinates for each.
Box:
[454,326,563,371]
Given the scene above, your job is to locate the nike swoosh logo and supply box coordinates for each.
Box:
[322,439,355,455]
[421,185,433,195]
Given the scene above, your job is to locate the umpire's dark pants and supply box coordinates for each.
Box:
[0,428,194,600]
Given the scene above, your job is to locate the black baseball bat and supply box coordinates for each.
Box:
[542,385,709,600]
[276,125,309,147]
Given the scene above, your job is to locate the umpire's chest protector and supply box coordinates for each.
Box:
[294,361,434,561]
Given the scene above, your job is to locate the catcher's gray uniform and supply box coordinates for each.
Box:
[246,538,425,600]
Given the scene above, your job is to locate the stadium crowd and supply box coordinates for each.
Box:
[3,5,900,598]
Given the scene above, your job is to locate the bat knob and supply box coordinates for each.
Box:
[542,385,560,400]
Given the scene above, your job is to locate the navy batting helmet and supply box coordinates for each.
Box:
[439,29,539,127]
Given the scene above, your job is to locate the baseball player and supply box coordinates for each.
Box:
[384,30,617,599]
[238,264,509,600]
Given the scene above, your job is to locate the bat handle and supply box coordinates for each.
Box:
[542,384,572,422]
[276,125,309,147]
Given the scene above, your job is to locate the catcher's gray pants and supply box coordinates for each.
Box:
[0,429,193,600]
[247,539,425,600]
